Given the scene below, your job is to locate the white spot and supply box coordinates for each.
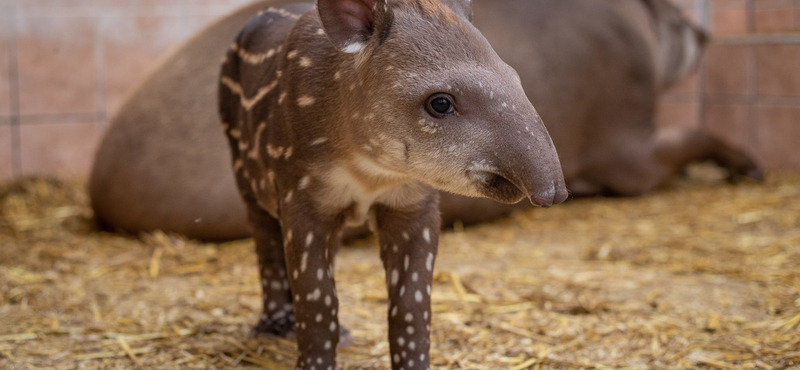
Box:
[422,228,431,243]
[415,290,423,303]
[299,175,312,190]
[307,288,321,301]
[299,57,312,67]
[412,272,418,282]
[427,285,431,295]
[325,295,332,306]
[287,50,298,59]
[324,340,332,350]
[305,232,314,247]
[293,269,299,280]
[391,269,399,286]
[391,306,398,317]
[311,137,329,146]
[284,190,294,203]
[343,42,366,53]
[404,255,410,271]
[297,95,316,107]
[317,268,324,281]
[409,341,417,351]
[301,252,309,272]
[409,359,415,367]
[425,253,434,271]
[423,311,429,320]
[278,92,287,104]
[316,313,323,322]
[329,322,337,332]
[406,326,415,335]
[402,232,410,241]
[399,285,406,297]
[393,354,400,364]
[398,337,405,347]
[405,313,413,322]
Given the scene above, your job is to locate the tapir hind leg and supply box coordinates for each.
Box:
[588,127,763,196]
[247,204,296,338]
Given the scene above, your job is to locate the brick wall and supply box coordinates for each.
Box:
[0,0,799,182]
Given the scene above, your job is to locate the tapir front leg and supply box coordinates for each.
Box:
[247,204,296,338]
[375,195,441,370]
[281,203,344,370]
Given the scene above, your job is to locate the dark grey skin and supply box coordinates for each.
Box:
[89,0,761,241]
[217,0,566,369]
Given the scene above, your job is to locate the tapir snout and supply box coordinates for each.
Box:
[469,107,568,207]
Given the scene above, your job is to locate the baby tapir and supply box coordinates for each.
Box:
[218,0,567,368]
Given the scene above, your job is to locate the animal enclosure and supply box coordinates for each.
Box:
[1,0,800,369]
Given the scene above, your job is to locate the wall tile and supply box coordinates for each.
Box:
[755,0,795,32]
[19,121,100,177]
[0,16,10,117]
[666,74,700,96]
[756,105,800,169]
[757,44,800,97]
[16,16,97,115]
[703,102,753,154]
[656,102,700,129]
[704,45,751,96]
[187,0,258,17]
[102,15,185,116]
[0,125,13,181]
[710,0,750,35]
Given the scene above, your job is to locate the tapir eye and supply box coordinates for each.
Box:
[426,94,455,117]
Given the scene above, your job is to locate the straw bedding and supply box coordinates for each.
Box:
[1,164,798,369]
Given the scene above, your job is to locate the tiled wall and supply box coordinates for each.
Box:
[0,0,799,182]
[0,0,253,180]
[659,0,800,170]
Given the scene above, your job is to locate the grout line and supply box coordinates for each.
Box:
[94,16,107,130]
[714,33,800,45]
[747,44,759,158]
[7,10,21,178]
[17,113,103,124]
[746,0,755,34]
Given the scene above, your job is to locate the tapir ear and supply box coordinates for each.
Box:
[317,0,394,53]
[439,0,472,22]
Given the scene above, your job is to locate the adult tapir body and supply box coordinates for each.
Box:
[90,0,761,241]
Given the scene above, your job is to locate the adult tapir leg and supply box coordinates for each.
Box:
[579,126,763,197]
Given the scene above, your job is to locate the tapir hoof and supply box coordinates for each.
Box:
[250,316,296,340]
[724,155,764,183]
[250,319,354,347]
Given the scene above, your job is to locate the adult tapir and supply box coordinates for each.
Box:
[89,0,761,241]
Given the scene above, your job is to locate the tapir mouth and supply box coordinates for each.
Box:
[470,170,567,207]
[470,171,529,205]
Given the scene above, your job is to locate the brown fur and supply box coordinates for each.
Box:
[89,0,760,241]
[215,0,565,367]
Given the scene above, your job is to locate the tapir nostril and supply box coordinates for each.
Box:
[529,186,555,208]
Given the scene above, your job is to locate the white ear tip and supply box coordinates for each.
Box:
[342,42,366,53]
